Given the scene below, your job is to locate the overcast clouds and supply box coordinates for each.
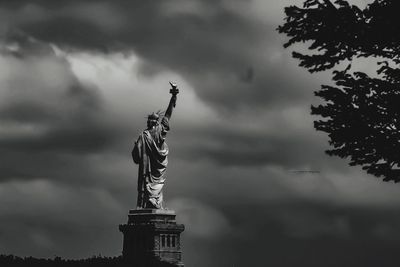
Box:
[1,0,400,266]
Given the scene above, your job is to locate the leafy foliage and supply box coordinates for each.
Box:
[278,0,400,181]
[0,255,178,267]
[0,255,126,267]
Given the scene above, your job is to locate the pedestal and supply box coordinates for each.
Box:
[119,209,185,267]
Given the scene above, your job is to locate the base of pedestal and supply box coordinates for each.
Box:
[119,209,185,267]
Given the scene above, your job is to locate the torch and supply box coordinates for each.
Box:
[169,81,179,107]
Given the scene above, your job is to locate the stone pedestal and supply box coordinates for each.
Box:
[119,209,185,267]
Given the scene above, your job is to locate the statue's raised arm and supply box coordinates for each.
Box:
[164,82,179,120]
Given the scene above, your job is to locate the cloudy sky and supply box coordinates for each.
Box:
[1,0,400,266]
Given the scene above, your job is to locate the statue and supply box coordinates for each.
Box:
[132,82,179,209]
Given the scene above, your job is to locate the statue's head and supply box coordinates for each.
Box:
[147,112,160,129]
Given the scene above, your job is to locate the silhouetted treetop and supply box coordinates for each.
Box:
[279,0,400,72]
[279,0,400,182]
[0,255,178,267]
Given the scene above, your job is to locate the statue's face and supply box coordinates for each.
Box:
[147,119,158,129]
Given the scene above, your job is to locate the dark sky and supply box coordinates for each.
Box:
[2,0,400,266]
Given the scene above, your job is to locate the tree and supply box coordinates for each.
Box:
[278,0,400,182]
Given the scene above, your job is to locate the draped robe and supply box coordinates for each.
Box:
[132,117,169,209]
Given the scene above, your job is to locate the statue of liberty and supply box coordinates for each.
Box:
[132,82,179,209]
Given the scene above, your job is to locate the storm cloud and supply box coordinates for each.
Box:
[0,0,322,110]
[1,1,400,267]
